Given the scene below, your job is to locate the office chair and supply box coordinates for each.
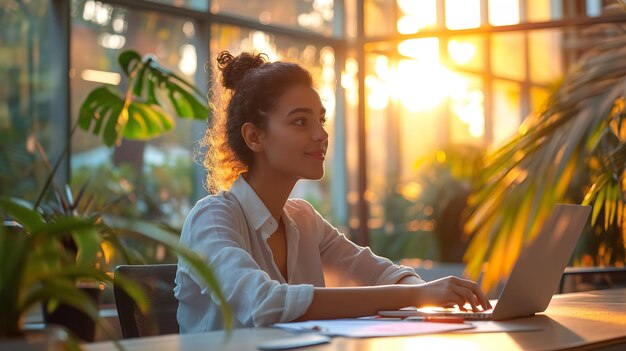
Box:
[558,266,626,294]
[114,264,179,338]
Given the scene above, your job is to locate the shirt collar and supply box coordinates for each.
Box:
[230,174,277,236]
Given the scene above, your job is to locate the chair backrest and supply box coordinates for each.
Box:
[558,267,626,294]
[114,264,179,338]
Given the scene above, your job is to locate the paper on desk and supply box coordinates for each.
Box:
[273,319,474,338]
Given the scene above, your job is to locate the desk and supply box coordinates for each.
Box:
[85,288,626,351]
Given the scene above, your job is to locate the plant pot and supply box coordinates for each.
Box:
[43,286,102,342]
[0,325,69,351]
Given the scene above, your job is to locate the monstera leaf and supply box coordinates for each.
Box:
[79,51,209,147]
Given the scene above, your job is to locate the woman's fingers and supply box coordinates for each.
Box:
[453,278,492,310]
[451,285,480,311]
[417,276,492,311]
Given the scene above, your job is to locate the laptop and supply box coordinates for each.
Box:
[378,204,591,321]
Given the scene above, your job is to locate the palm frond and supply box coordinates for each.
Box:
[464,25,626,292]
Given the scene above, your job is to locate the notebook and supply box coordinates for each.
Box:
[379,204,591,321]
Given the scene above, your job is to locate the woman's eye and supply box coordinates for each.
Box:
[293,118,306,126]
[320,118,327,126]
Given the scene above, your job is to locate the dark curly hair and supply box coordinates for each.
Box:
[200,51,314,193]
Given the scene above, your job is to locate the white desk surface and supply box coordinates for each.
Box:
[85,288,626,351]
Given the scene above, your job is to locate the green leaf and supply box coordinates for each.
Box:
[168,70,204,96]
[591,184,606,226]
[31,215,99,238]
[168,88,194,117]
[71,227,102,268]
[146,77,160,105]
[103,104,124,147]
[79,87,110,130]
[118,50,142,77]
[78,87,126,147]
[172,85,210,120]
[0,225,29,331]
[0,198,44,233]
[22,280,100,322]
[132,64,148,98]
[124,103,174,139]
[585,174,609,205]
[113,274,149,313]
[103,216,232,329]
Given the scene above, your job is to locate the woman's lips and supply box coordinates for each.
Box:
[305,151,326,160]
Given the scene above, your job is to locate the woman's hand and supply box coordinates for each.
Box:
[413,276,492,312]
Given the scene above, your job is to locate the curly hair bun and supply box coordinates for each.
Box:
[216,51,267,91]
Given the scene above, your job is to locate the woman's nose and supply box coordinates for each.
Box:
[314,123,329,142]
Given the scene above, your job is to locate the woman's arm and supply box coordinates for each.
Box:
[397,275,425,284]
[295,276,492,321]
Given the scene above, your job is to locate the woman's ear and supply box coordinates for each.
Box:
[241,122,264,152]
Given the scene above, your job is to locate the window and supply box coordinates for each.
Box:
[3,0,625,272]
[70,0,205,228]
[0,1,64,202]
[212,0,340,37]
[362,0,626,266]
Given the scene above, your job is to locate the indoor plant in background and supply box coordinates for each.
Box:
[370,144,484,263]
[78,50,210,147]
[0,49,232,347]
[0,196,230,347]
[463,2,626,293]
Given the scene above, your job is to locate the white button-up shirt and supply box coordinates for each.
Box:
[175,175,422,332]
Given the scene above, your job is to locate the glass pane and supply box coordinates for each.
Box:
[365,0,395,37]
[212,0,339,37]
[525,0,563,22]
[488,0,520,26]
[71,1,204,229]
[341,53,360,232]
[344,0,358,39]
[491,32,526,81]
[147,0,208,11]
[210,24,340,222]
[586,0,624,17]
[445,0,481,30]
[365,52,459,261]
[447,35,485,71]
[449,73,484,144]
[0,1,58,201]
[529,29,562,84]
[396,0,438,34]
[398,38,439,61]
[364,53,389,241]
[492,80,521,146]
[586,0,603,17]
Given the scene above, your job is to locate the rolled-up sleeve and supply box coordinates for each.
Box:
[179,200,314,327]
[310,205,423,287]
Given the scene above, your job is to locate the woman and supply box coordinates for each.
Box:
[174,51,491,332]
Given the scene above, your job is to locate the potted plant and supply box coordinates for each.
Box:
[0,196,231,346]
[463,2,626,293]
[0,49,231,347]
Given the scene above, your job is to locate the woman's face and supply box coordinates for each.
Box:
[257,84,329,181]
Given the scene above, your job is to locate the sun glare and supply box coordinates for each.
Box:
[445,0,481,30]
[396,0,437,34]
[489,0,520,26]
[448,40,477,65]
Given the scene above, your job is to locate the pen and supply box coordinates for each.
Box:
[405,316,466,324]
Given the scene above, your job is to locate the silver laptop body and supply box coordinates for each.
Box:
[380,204,591,321]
